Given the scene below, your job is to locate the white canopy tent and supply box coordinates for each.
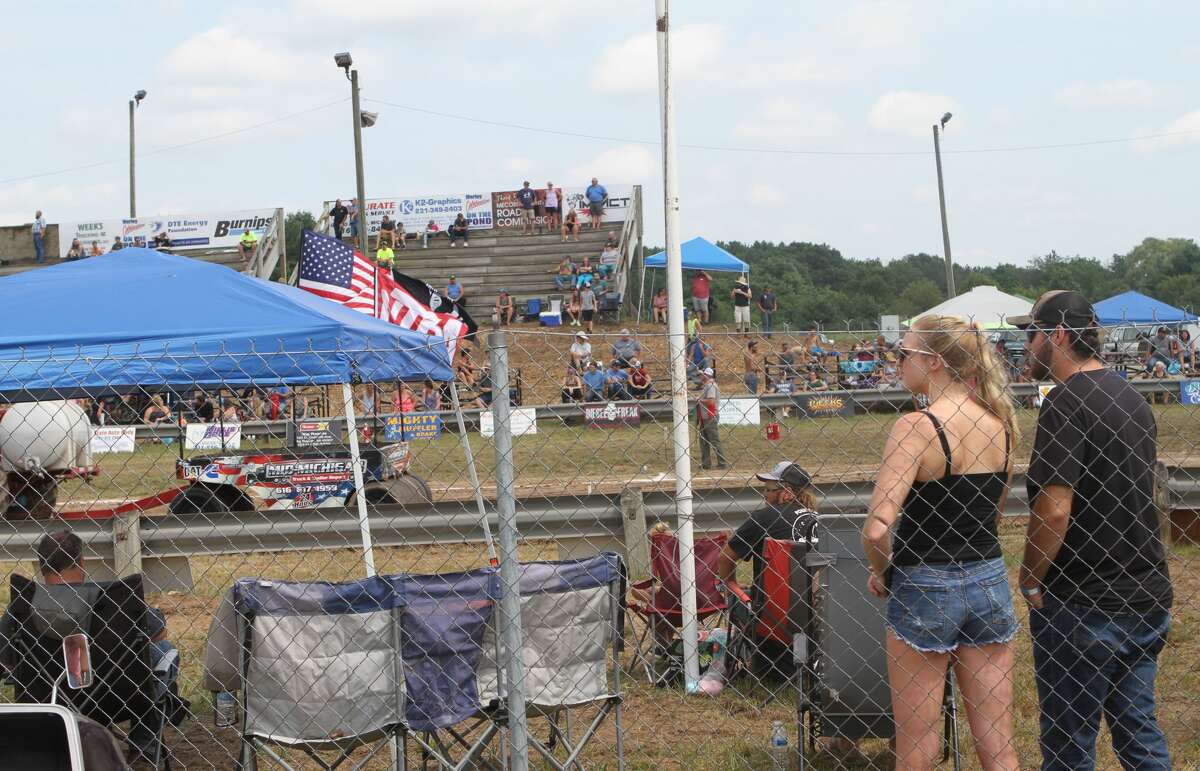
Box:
[906,285,1033,329]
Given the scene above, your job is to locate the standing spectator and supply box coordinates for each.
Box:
[561,367,584,403]
[447,213,470,247]
[604,360,630,400]
[628,359,652,398]
[445,275,465,315]
[599,241,620,277]
[360,387,375,417]
[582,361,606,402]
[1014,291,1174,771]
[696,368,727,470]
[758,285,778,337]
[585,178,607,229]
[89,240,102,257]
[393,383,415,413]
[544,182,562,230]
[494,290,515,326]
[731,276,752,334]
[330,199,348,239]
[652,288,669,324]
[375,243,395,269]
[517,181,537,235]
[569,332,592,370]
[32,210,46,263]
[803,329,827,363]
[576,255,595,288]
[419,380,441,411]
[743,340,760,394]
[561,207,581,242]
[422,219,440,248]
[690,270,712,323]
[611,329,643,367]
[347,198,360,239]
[551,256,576,291]
[395,220,407,250]
[566,289,583,327]
[579,283,597,333]
[377,214,396,249]
[64,239,85,260]
[238,228,259,269]
[111,236,125,251]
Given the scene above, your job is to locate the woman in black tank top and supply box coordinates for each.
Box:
[861,315,1021,771]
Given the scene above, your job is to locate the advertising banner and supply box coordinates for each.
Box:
[479,408,537,438]
[1181,380,1200,405]
[59,208,276,258]
[793,393,854,419]
[184,423,243,451]
[383,413,443,441]
[492,185,632,230]
[583,402,640,428]
[294,420,343,448]
[327,194,493,238]
[718,398,761,426]
[90,426,137,454]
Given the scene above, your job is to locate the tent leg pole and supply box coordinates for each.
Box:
[341,382,377,577]
[450,381,498,565]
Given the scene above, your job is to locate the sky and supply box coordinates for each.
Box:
[3,0,1199,268]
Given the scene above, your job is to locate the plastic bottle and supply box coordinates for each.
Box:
[214,691,237,728]
[769,720,789,771]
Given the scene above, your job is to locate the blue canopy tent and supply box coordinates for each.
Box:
[1093,290,1197,326]
[0,249,457,576]
[638,237,749,321]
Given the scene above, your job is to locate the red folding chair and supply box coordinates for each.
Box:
[626,531,728,685]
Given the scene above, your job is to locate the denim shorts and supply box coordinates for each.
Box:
[886,558,1018,653]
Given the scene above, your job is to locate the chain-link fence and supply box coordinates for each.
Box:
[1,317,1196,770]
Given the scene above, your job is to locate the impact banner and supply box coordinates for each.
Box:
[59,208,276,258]
[491,185,632,230]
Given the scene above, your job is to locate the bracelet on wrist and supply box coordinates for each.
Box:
[1019,585,1042,598]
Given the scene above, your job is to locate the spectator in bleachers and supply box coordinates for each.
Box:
[605,360,630,400]
[419,380,441,411]
[552,256,576,290]
[652,288,669,323]
[375,243,395,268]
[517,181,537,235]
[377,214,396,248]
[580,282,597,333]
[395,220,407,250]
[803,329,828,363]
[445,274,465,314]
[805,369,829,391]
[495,290,515,326]
[31,209,47,263]
[331,199,348,239]
[392,382,415,413]
[456,345,478,387]
[238,228,259,269]
[611,329,643,367]
[422,219,440,248]
[576,255,595,288]
[731,276,752,335]
[690,270,712,323]
[744,340,761,394]
[569,332,592,370]
[89,240,102,257]
[142,395,173,425]
[222,399,241,423]
[585,178,608,229]
[687,310,702,340]
[628,359,652,399]
[1146,326,1176,372]
[566,289,583,327]
[758,285,778,337]
[192,392,215,422]
[1178,328,1195,371]
[561,367,584,403]
[599,241,620,277]
[347,198,360,238]
[153,231,172,249]
[448,213,470,247]
[111,236,125,251]
[561,207,581,242]
[544,182,562,230]
[582,361,606,401]
[65,239,85,260]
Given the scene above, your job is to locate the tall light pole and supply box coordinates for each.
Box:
[334,52,372,258]
[932,112,956,299]
[129,90,147,217]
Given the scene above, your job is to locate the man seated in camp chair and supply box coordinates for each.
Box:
[0,531,185,764]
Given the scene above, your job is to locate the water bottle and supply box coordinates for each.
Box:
[214,691,237,728]
[769,720,789,770]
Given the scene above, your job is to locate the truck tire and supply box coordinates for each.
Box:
[358,474,432,507]
[169,484,255,516]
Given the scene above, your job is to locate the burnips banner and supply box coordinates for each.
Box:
[793,393,855,419]
[330,194,493,236]
[583,402,640,428]
[59,208,276,258]
[492,185,633,230]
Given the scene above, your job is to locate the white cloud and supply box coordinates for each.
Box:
[503,157,536,175]
[161,27,309,86]
[869,91,961,138]
[733,100,843,140]
[1055,78,1167,109]
[747,184,784,205]
[1132,109,1200,153]
[566,145,657,186]
[590,24,725,93]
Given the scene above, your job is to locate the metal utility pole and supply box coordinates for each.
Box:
[655,0,702,693]
[129,90,146,218]
[350,69,369,258]
[932,114,955,299]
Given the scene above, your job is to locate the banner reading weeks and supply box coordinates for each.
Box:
[59,208,276,258]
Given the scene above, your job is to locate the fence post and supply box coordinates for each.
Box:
[111,511,142,578]
[620,486,650,581]
[488,328,529,771]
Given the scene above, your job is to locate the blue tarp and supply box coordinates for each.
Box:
[0,249,453,398]
[644,237,749,273]
[1094,290,1197,326]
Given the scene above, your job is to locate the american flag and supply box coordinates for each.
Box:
[298,229,471,359]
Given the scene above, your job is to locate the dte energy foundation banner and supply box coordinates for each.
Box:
[59,208,277,258]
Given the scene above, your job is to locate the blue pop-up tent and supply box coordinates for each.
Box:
[1093,290,1197,326]
[639,237,749,321]
[0,248,452,398]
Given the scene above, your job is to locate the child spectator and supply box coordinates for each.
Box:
[395,220,407,250]
[89,240,102,257]
[580,283,597,333]
[577,255,595,288]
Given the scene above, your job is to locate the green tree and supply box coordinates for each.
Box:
[281,210,317,282]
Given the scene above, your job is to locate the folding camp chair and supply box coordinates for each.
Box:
[626,531,728,686]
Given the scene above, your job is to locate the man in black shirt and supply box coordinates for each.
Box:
[192,392,215,422]
[1013,290,1173,771]
[330,199,348,240]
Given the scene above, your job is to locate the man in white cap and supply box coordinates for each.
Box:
[731,275,752,335]
[569,332,592,370]
[696,367,726,469]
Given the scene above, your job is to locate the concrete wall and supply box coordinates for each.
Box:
[0,223,59,262]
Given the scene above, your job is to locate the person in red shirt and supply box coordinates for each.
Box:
[690,270,712,323]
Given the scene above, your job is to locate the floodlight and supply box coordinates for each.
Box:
[134,90,147,103]
[940,112,953,129]
[360,111,378,128]
[333,52,353,70]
